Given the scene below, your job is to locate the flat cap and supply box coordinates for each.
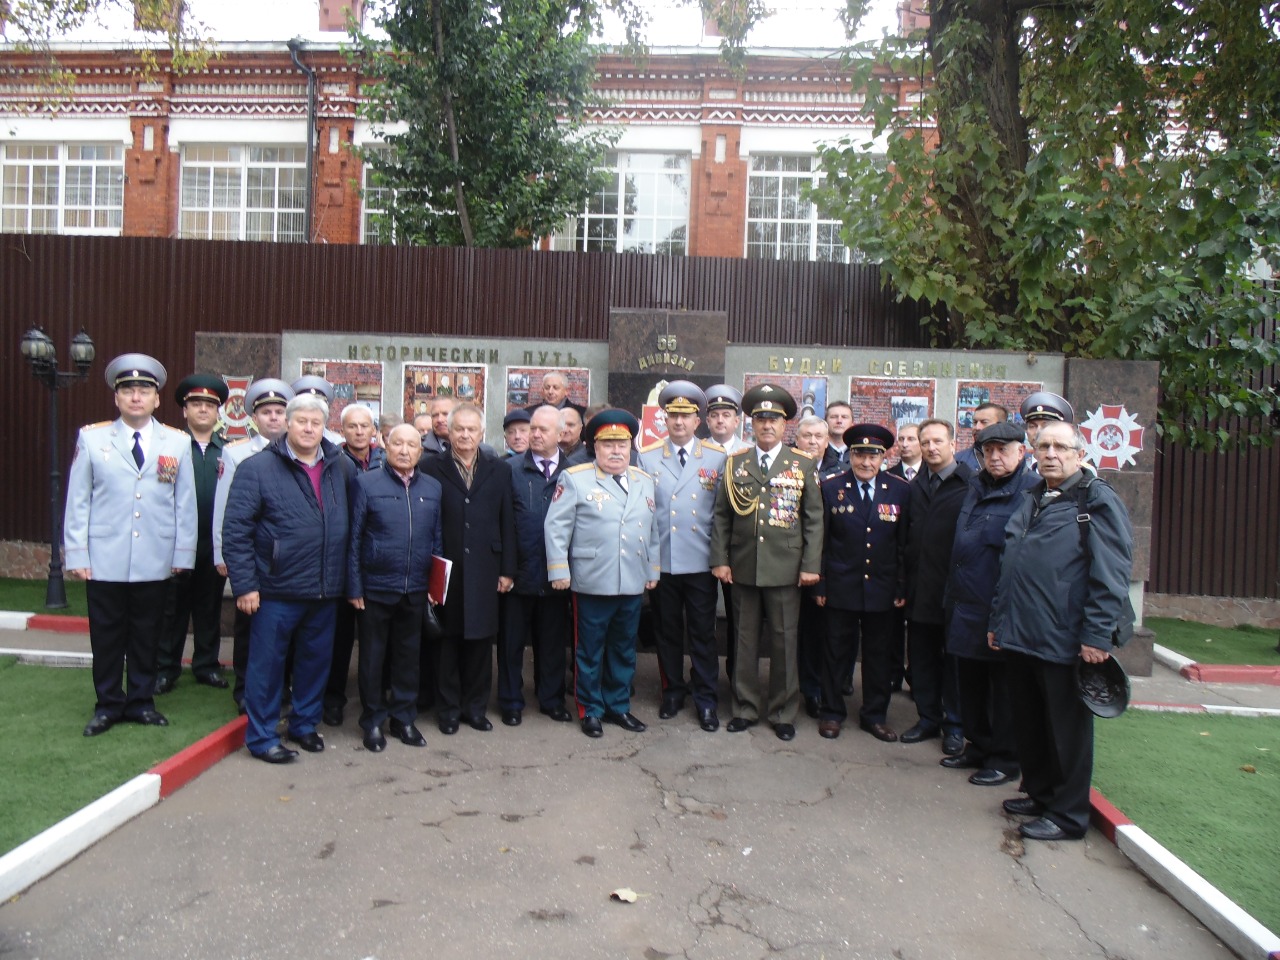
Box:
[503,409,532,430]
[174,373,229,406]
[245,378,294,412]
[658,380,706,416]
[705,384,743,413]
[105,353,166,390]
[1020,391,1073,423]
[742,383,797,420]
[291,375,334,402]
[843,423,895,452]
[974,421,1026,447]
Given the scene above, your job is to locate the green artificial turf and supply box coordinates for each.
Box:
[1094,710,1280,934]
[0,577,89,618]
[1147,616,1280,666]
[0,656,239,856]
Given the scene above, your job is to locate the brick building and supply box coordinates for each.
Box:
[0,2,929,259]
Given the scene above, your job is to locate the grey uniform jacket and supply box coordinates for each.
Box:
[637,437,726,575]
[211,433,269,567]
[544,463,660,596]
[64,417,197,581]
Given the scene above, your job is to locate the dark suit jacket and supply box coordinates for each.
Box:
[887,460,922,482]
[421,451,516,639]
[903,461,973,624]
[525,398,586,419]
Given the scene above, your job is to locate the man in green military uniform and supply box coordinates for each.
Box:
[710,383,824,741]
[157,373,231,693]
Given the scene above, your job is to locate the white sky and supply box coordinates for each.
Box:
[41,0,901,48]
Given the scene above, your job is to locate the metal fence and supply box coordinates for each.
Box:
[2,233,1276,598]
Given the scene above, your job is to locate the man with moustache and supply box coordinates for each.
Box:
[545,410,660,738]
[638,381,727,732]
[156,374,230,695]
[710,384,824,742]
[213,378,295,711]
[420,404,516,734]
[67,354,197,737]
[498,405,574,726]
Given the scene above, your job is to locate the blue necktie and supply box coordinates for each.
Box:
[132,432,144,470]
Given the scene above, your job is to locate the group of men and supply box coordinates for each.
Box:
[65,357,1132,843]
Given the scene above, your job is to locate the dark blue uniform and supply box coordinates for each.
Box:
[815,470,910,729]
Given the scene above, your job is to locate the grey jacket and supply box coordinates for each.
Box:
[987,472,1133,663]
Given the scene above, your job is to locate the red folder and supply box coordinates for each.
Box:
[429,555,453,606]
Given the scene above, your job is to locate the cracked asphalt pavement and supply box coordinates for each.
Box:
[0,649,1240,960]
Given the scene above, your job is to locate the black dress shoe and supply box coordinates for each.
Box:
[194,671,229,689]
[388,719,427,747]
[698,707,719,732]
[942,731,965,756]
[726,717,757,733]
[132,709,169,727]
[859,720,898,742]
[970,768,1017,787]
[323,705,344,727]
[1019,817,1081,842]
[290,731,325,753]
[541,706,573,723]
[939,753,983,769]
[1002,796,1045,817]
[363,726,387,752]
[773,723,796,741]
[818,720,841,739]
[154,677,177,695]
[83,714,115,737]
[604,711,646,733]
[658,697,684,720]
[899,722,940,744]
[803,695,821,719]
[581,716,603,738]
[438,718,460,735]
[502,709,522,727]
[253,744,298,764]
[466,715,493,732]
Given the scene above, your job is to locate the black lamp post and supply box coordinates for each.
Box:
[20,326,96,609]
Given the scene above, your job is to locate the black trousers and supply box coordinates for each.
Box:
[652,571,720,710]
[158,557,225,682]
[325,599,359,710]
[955,656,1020,773]
[797,590,825,700]
[357,592,426,731]
[498,591,569,712]
[889,610,908,688]
[907,620,962,734]
[820,608,895,725]
[437,634,493,722]
[85,579,169,719]
[1005,651,1094,836]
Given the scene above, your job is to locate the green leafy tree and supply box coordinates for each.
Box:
[815,0,1280,448]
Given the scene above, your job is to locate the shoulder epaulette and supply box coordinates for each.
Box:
[158,422,186,434]
[639,440,664,454]
[882,472,910,486]
[81,420,111,430]
[565,462,594,474]
[227,437,254,447]
[791,447,814,460]
[700,439,726,453]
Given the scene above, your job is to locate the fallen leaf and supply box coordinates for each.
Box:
[279,796,292,802]
[1199,732,1210,737]
[1241,765,1257,774]
[610,888,638,903]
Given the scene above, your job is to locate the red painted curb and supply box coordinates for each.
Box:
[1089,787,1132,845]
[26,614,91,633]
[149,715,247,799]
[1180,663,1280,686]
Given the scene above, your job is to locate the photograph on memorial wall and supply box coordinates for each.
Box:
[849,377,937,466]
[504,366,590,412]
[299,360,384,432]
[955,379,1043,449]
[403,363,487,420]
[740,373,828,444]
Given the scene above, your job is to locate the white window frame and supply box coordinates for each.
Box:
[359,149,399,245]
[179,144,308,242]
[552,151,691,255]
[1,143,124,236]
[745,154,862,263]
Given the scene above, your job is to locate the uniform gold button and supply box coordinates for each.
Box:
[759,536,765,542]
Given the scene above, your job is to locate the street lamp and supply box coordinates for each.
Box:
[21,326,96,609]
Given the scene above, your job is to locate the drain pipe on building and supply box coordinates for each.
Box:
[287,37,316,242]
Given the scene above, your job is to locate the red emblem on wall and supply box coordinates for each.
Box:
[222,376,252,439]
[1080,404,1144,471]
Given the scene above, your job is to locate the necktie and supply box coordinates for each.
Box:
[613,474,627,494]
[677,447,687,468]
[860,481,871,503]
[132,431,144,470]
[541,458,552,480]
[904,466,915,482]
[760,453,771,474]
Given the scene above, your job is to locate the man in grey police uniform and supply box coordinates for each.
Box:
[66,354,197,737]
[638,381,727,732]
[545,409,660,738]
[213,378,295,709]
